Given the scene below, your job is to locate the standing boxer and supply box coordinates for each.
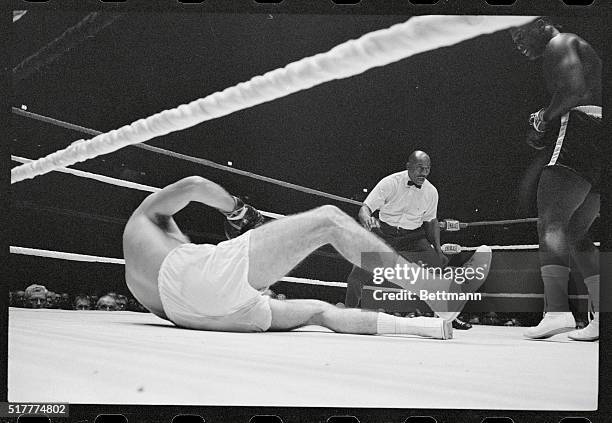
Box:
[511,18,602,341]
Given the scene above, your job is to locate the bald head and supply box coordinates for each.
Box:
[406,150,431,186]
[408,150,431,166]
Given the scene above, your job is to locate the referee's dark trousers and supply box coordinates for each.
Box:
[344,221,444,308]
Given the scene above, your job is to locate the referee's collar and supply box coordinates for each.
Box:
[405,173,425,189]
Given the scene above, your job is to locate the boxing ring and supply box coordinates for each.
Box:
[8,308,598,409]
[9,14,598,410]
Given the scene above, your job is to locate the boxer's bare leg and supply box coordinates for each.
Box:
[566,192,600,340]
[525,166,595,339]
[248,205,491,320]
[267,299,377,333]
[267,298,452,338]
[567,192,600,279]
[567,191,600,340]
[536,167,592,312]
[248,205,411,290]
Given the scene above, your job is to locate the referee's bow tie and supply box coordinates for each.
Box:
[407,181,422,189]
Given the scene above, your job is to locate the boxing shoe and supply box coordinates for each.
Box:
[568,313,599,341]
[452,318,473,330]
[430,245,492,322]
[523,312,576,339]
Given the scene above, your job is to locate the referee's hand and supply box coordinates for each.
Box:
[363,216,381,231]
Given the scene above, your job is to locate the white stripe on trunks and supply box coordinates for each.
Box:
[548,112,569,166]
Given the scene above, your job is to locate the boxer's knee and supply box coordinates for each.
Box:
[317,204,346,219]
[290,205,343,242]
[540,227,565,252]
[313,205,352,232]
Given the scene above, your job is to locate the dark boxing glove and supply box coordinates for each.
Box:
[526,108,559,150]
[222,196,266,239]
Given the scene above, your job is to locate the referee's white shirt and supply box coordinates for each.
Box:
[363,171,438,230]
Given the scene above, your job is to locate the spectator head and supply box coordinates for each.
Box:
[45,291,57,309]
[24,284,48,309]
[74,295,91,311]
[276,293,287,301]
[115,295,128,311]
[96,295,118,311]
[60,293,71,310]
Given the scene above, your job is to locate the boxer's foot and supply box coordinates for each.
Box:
[524,312,576,339]
[452,318,473,330]
[568,313,599,341]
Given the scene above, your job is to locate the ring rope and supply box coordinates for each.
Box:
[466,218,539,227]
[14,201,346,258]
[10,246,125,265]
[12,108,362,206]
[12,155,285,220]
[11,245,580,267]
[13,109,552,225]
[11,15,535,183]
[9,246,592,299]
[13,155,159,193]
[12,112,571,229]
[13,155,600,249]
[446,242,599,253]
[12,107,100,137]
[9,246,345,287]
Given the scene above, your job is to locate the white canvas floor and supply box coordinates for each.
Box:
[8,308,598,410]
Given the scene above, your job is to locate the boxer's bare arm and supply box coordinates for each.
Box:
[136,176,236,222]
[542,35,589,121]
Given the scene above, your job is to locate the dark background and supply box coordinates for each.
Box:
[4,4,611,422]
[9,12,605,295]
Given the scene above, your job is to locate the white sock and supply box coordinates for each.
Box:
[376,313,397,334]
[376,313,441,335]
